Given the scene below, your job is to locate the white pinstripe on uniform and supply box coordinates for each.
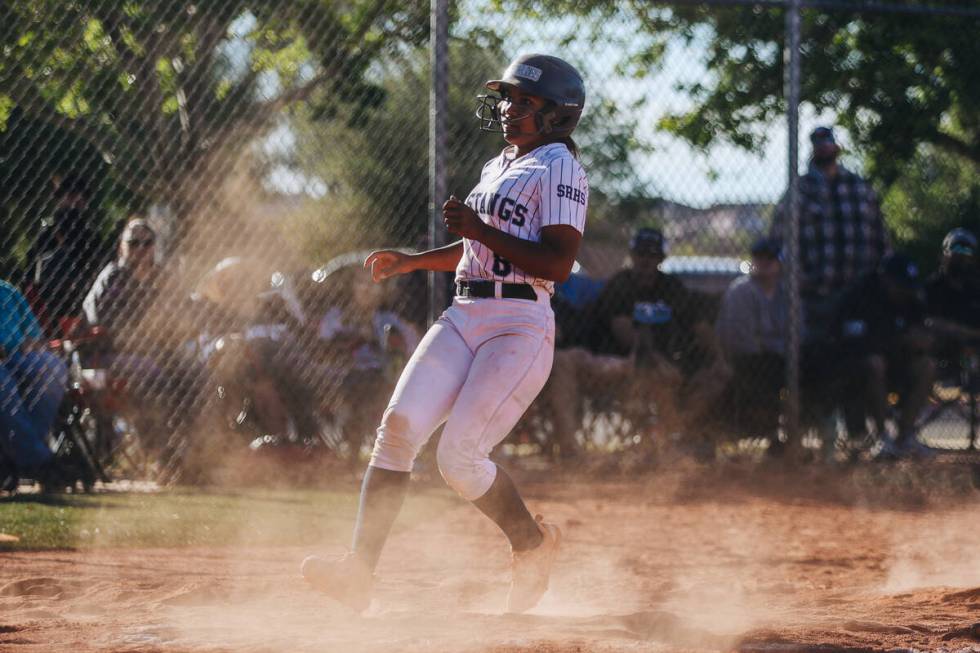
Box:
[456,142,588,294]
[368,141,588,501]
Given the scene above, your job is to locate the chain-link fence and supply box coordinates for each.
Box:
[1,0,978,488]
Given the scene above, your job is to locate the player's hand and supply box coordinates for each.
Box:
[364,249,414,283]
[443,195,486,241]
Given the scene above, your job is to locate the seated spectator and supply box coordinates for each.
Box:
[538,228,722,457]
[0,280,68,474]
[524,267,608,458]
[23,174,111,336]
[316,266,420,384]
[715,238,787,437]
[82,219,203,440]
[609,229,724,425]
[313,267,420,460]
[591,229,704,362]
[925,228,980,355]
[833,253,935,458]
[83,218,161,342]
[192,256,316,445]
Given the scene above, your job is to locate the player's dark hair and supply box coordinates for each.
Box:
[559,136,579,159]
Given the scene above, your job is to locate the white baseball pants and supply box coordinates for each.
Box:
[369,287,554,500]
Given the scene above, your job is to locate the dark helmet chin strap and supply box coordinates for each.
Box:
[534,111,553,135]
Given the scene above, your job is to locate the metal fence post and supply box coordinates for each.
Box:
[428,0,450,327]
[784,0,803,449]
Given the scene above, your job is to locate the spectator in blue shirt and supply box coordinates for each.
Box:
[0,280,68,472]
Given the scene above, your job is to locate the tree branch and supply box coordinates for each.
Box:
[88,4,142,75]
[248,71,333,125]
[928,130,980,167]
[7,79,157,198]
[349,0,392,44]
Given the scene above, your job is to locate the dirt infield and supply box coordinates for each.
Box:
[2,466,980,653]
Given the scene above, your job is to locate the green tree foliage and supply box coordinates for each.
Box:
[882,146,980,273]
[0,0,429,270]
[496,1,979,182]
[654,4,980,185]
[271,40,505,264]
[648,3,980,267]
[0,112,117,276]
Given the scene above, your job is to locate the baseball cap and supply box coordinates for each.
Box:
[809,126,837,146]
[750,237,782,261]
[942,228,977,257]
[629,228,667,257]
[880,253,922,288]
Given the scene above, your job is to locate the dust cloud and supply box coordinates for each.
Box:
[9,154,980,653]
[881,504,980,593]
[5,467,980,652]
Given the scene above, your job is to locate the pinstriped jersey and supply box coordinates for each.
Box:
[455,142,588,295]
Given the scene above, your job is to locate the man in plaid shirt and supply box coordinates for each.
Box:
[770,126,891,321]
[770,126,892,454]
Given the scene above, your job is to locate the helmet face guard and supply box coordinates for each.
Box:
[475,91,573,136]
[476,54,585,138]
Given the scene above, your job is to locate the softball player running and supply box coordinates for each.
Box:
[302,53,588,614]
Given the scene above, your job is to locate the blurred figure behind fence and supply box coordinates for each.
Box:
[313,266,420,461]
[715,237,788,441]
[770,126,893,454]
[0,279,68,473]
[539,227,723,458]
[83,218,160,342]
[833,253,935,459]
[770,126,891,341]
[83,218,204,441]
[22,174,111,336]
[926,228,980,351]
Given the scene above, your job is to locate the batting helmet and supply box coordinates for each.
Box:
[476,54,586,137]
[942,228,977,258]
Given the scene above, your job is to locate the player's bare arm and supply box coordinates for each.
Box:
[363,241,464,282]
[442,195,581,282]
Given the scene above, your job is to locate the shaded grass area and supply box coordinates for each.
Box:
[0,485,459,551]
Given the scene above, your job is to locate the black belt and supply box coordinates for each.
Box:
[456,280,537,301]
